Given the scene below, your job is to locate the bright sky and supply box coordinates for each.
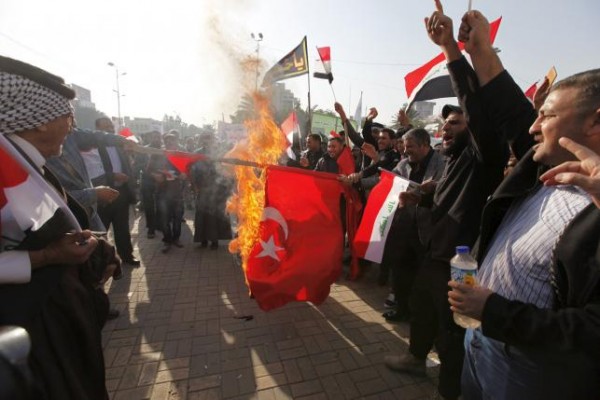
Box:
[1,0,598,127]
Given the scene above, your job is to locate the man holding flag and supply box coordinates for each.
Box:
[0,55,117,399]
[383,2,511,399]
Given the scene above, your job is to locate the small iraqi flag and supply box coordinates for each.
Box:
[314,46,333,84]
[280,111,299,160]
[404,17,502,110]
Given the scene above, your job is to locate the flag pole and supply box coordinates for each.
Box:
[329,84,337,102]
[468,0,473,11]
[305,36,312,135]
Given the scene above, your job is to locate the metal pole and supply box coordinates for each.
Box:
[115,67,122,129]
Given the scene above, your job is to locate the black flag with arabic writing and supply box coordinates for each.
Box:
[262,36,308,86]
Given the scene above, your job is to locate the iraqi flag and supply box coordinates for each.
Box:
[0,134,81,245]
[280,111,299,160]
[118,127,139,143]
[524,81,538,102]
[314,46,334,84]
[353,170,411,263]
[246,165,344,311]
[404,17,502,110]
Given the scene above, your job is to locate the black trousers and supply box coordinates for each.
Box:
[408,256,465,399]
[98,186,134,260]
[141,185,157,233]
[381,207,422,312]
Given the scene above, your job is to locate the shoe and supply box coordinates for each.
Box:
[384,353,426,376]
[382,309,410,322]
[200,240,208,248]
[107,308,120,320]
[384,293,397,309]
[161,244,171,254]
[173,240,184,248]
[147,231,155,239]
[210,241,219,250]
[123,257,141,266]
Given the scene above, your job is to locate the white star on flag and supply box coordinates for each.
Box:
[256,235,284,261]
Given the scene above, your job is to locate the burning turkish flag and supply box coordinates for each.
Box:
[246,165,344,311]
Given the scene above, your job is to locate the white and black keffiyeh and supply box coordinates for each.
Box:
[0,71,73,135]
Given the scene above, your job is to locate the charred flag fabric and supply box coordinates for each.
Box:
[245,165,344,311]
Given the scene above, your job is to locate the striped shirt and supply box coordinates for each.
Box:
[479,184,590,309]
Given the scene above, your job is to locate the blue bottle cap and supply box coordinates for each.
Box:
[455,246,470,254]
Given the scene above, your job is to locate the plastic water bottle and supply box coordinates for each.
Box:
[450,246,481,329]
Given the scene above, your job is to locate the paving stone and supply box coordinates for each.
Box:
[104,214,438,400]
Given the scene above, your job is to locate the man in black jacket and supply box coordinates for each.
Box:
[384,6,510,400]
[445,10,600,400]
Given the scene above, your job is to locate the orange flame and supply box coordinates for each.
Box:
[227,92,288,271]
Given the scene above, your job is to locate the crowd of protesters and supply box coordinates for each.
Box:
[289,5,600,400]
[1,1,599,399]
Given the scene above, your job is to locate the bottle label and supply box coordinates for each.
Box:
[451,266,477,286]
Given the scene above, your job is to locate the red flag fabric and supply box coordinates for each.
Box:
[336,146,355,176]
[245,165,344,311]
[335,146,363,279]
[524,82,538,101]
[354,171,411,263]
[165,151,207,174]
[404,17,502,106]
[118,127,139,143]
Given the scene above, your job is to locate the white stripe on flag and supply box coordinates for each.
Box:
[5,177,60,231]
[363,175,409,262]
[0,134,81,232]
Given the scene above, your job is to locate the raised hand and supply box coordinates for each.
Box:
[424,0,456,48]
[540,137,600,208]
[458,10,491,55]
[533,77,551,112]
[334,102,347,119]
[361,142,378,160]
[398,109,410,127]
[367,107,378,121]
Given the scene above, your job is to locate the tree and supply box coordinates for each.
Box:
[229,94,257,124]
[389,103,427,130]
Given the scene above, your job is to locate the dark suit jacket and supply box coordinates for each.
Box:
[471,64,600,396]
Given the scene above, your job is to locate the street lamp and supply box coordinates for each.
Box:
[107,62,127,130]
[250,32,263,90]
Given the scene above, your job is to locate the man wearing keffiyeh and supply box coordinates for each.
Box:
[0,55,114,400]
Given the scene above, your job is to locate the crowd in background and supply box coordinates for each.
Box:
[1,2,600,399]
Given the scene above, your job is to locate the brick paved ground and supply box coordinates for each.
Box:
[103,211,439,399]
